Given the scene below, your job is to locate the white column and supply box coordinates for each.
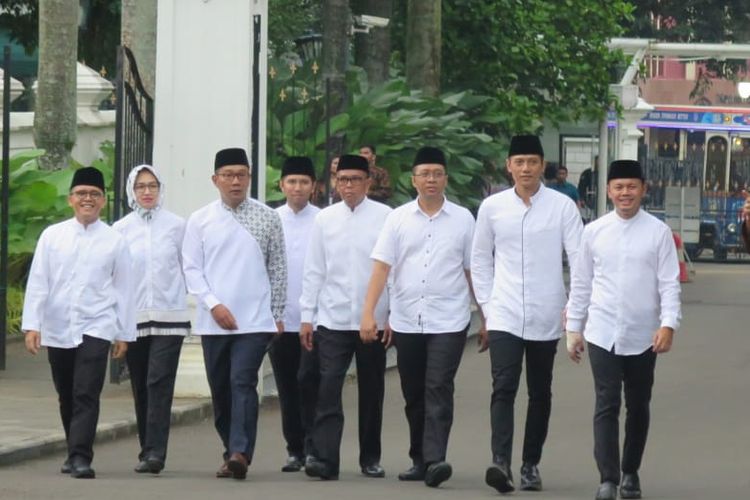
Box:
[618,98,654,160]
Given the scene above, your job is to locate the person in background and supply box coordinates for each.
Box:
[359,145,392,204]
[22,166,135,479]
[271,156,321,472]
[547,165,580,204]
[113,164,190,475]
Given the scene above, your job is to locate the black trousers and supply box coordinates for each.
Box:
[125,335,184,462]
[489,330,558,467]
[588,342,657,484]
[201,333,272,462]
[47,335,111,464]
[268,332,320,458]
[312,326,385,472]
[394,328,467,466]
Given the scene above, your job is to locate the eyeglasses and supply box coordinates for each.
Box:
[71,190,104,200]
[134,182,160,192]
[413,171,446,180]
[217,172,250,181]
[336,175,367,186]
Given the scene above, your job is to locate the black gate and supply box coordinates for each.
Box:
[114,45,154,220]
[111,45,154,382]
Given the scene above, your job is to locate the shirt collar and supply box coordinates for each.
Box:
[71,217,102,233]
[413,196,451,217]
[512,183,545,205]
[222,198,251,213]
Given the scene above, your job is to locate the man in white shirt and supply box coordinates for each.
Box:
[182,148,286,480]
[471,135,583,494]
[565,160,681,500]
[271,156,321,472]
[22,167,134,479]
[360,146,477,488]
[299,154,392,480]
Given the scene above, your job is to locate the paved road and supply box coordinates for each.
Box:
[1,263,749,499]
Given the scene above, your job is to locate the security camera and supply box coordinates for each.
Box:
[352,14,390,33]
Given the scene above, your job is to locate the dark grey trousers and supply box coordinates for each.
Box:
[588,342,657,484]
[126,334,184,462]
[393,327,467,466]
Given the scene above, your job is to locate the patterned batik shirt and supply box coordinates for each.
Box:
[223,198,287,322]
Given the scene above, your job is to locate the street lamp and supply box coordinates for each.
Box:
[294,31,322,63]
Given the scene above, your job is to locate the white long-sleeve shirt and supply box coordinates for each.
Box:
[566,209,682,355]
[300,198,391,330]
[370,198,475,333]
[22,218,136,348]
[471,185,583,341]
[182,200,279,335]
[276,202,320,332]
[112,209,190,330]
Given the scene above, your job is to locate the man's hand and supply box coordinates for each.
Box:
[652,327,674,353]
[566,332,585,363]
[275,321,285,335]
[24,330,41,355]
[300,322,314,352]
[211,304,238,330]
[359,312,379,344]
[477,320,488,353]
[112,341,128,359]
[382,324,393,349]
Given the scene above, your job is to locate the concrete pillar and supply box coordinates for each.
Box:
[618,98,654,160]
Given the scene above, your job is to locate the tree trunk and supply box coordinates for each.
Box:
[353,0,392,88]
[406,0,440,96]
[322,0,350,156]
[121,0,158,97]
[34,0,78,170]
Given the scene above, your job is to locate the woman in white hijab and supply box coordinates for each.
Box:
[113,164,190,474]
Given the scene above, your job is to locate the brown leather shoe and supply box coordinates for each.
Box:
[227,452,248,480]
[216,461,232,478]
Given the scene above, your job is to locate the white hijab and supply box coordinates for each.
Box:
[126,164,165,219]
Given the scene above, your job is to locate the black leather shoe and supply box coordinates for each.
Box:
[304,457,338,480]
[485,460,514,493]
[620,473,642,499]
[520,462,542,491]
[70,459,96,479]
[398,465,426,481]
[281,455,304,472]
[134,460,150,473]
[361,463,385,478]
[424,461,452,488]
[145,456,165,474]
[595,481,618,500]
[60,459,72,474]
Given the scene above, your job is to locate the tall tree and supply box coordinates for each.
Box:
[34,0,78,170]
[121,0,157,96]
[442,0,632,127]
[405,0,440,96]
[352,0,392,88]
[321,0,350,158]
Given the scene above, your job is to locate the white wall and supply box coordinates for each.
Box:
[153,0,268,218]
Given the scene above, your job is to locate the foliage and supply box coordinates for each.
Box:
[624,0,750,97]
[268,0,320,54]
[1,142,116,285]
[4,285,24,335]
[441,0,633,126]
[267,59,513,210]
[0,0,121,77]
